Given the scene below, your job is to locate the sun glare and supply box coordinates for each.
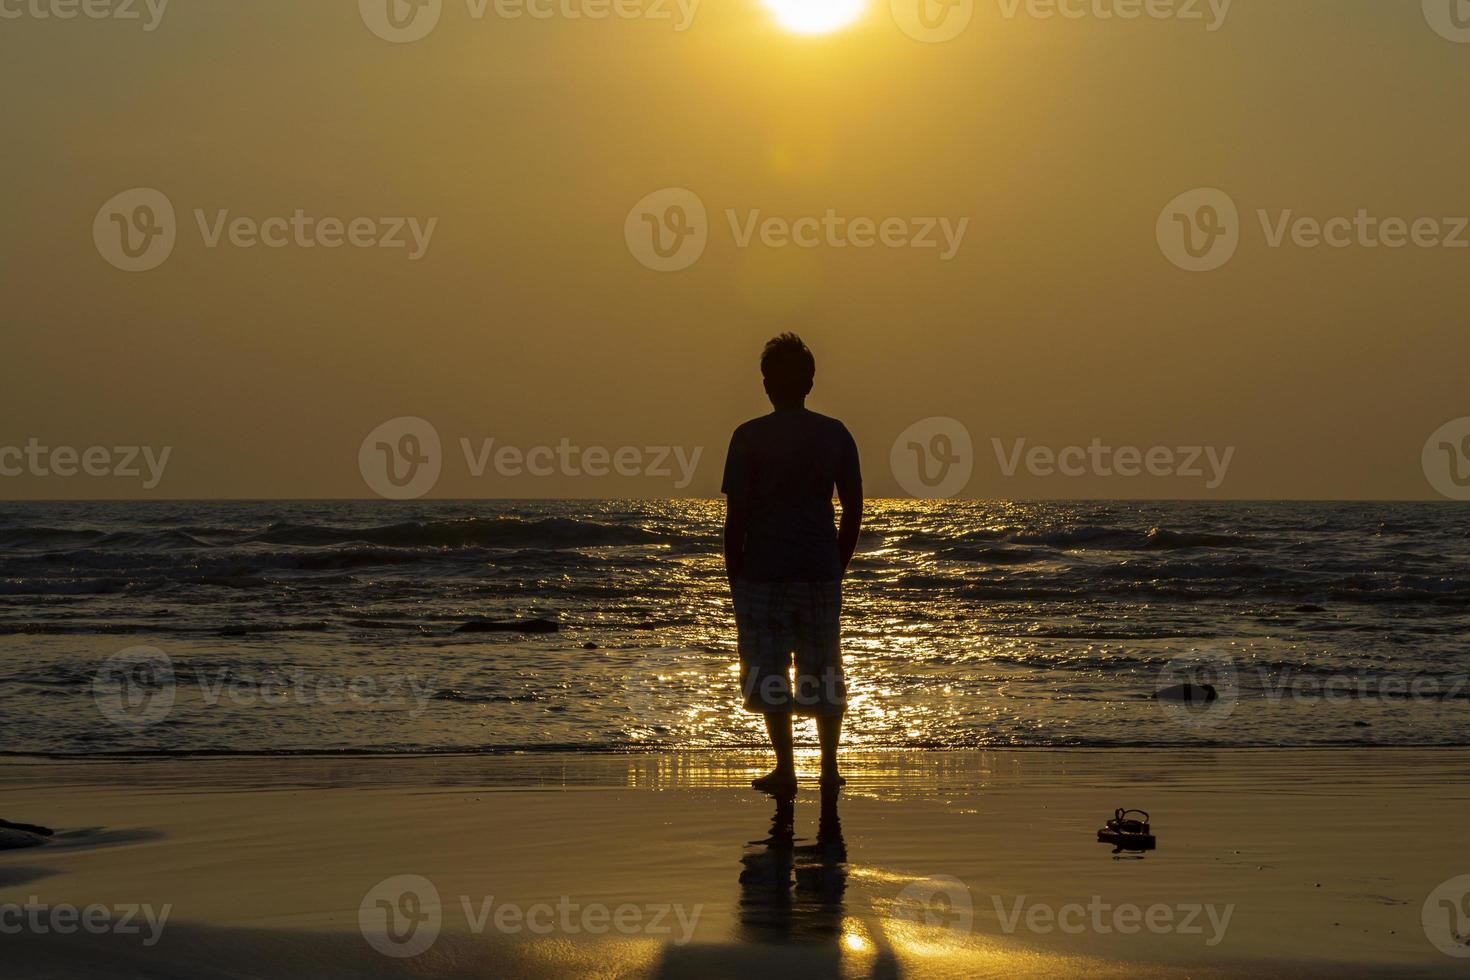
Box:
[762,0,866,35]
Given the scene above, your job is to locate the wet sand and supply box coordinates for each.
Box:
[1,748,1467,978]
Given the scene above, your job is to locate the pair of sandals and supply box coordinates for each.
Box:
[1097,808,1157,850]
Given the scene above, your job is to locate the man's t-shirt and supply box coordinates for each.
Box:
[721,409,862,583]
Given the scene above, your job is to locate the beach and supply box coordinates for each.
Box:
[3,748,1466,977]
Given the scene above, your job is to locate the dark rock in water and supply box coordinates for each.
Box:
[0,829,48,851]
[582,642,598,649]
[1293,604,1327,613]
[1155,683,1218,703]
[1353,721,1371,728]
[456,618,559,634]
[0,818,53,837]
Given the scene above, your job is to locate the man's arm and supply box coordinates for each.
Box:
[836,427,863,575]
[836,481,863,575]
[724,497,748,586]
[721,429,749,587]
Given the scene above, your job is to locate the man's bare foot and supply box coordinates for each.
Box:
[751,769,798,796]
[819,769,846,789]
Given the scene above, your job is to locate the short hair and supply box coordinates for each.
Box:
[760,333,815,399]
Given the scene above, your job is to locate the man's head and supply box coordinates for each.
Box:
[760,333,816,407]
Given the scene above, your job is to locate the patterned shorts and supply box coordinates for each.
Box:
[733,579,846,716]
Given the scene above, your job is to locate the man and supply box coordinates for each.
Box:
[722,333,863,795]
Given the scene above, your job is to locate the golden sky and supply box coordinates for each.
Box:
[3,0,1468,499]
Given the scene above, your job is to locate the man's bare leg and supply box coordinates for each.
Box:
[817,714,845,788]
[752,712,797,795]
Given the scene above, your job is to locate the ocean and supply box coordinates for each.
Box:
[1,499,1466,755]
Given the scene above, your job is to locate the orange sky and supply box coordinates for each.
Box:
[3,0,1468,499]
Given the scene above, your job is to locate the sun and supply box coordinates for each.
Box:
[762,0,866,35]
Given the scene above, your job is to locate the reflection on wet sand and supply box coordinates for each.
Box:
[736,788,901,977]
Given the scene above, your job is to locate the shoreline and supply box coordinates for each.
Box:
[6,741,1470,763]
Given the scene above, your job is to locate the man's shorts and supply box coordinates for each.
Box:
[733,579,846,717]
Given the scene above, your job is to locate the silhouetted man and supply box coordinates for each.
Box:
[723,334,863,795]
